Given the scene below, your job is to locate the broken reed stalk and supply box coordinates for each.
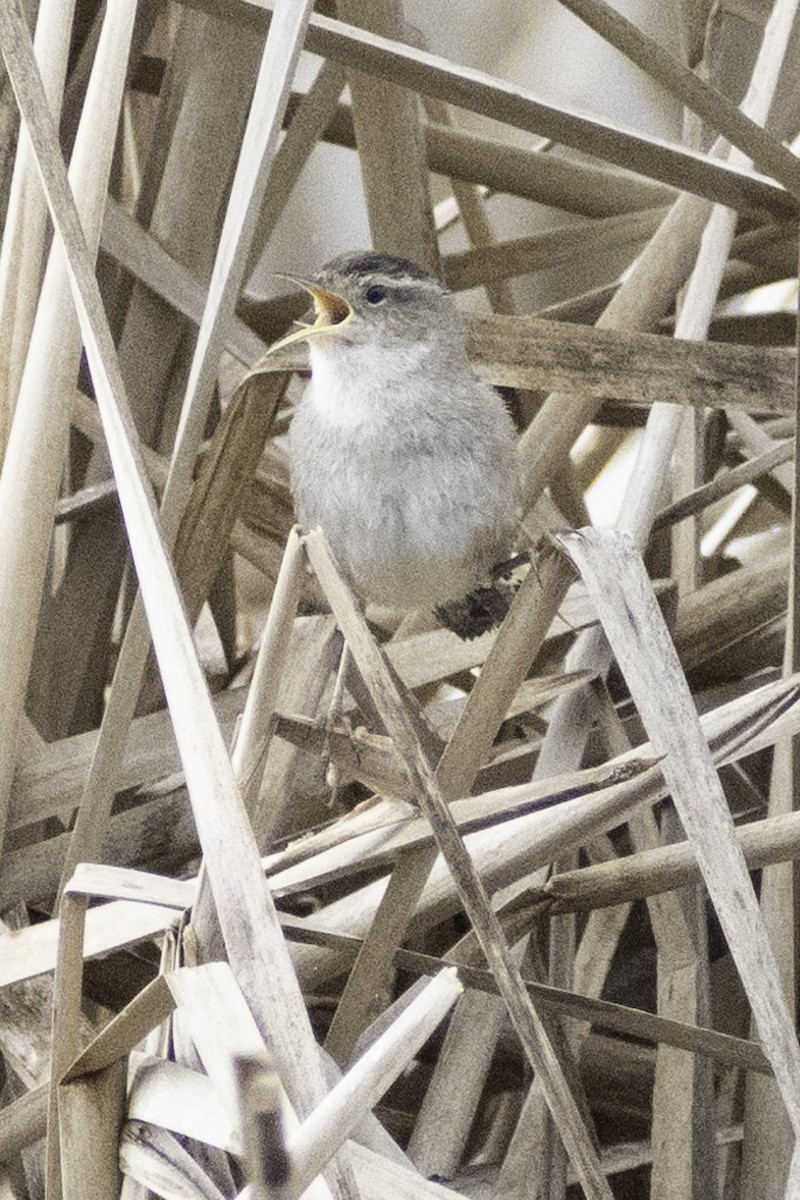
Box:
[190,525,305,947]
[57,0,315,899]
[559,527,800,1135]
[302,529,613,1200]
[1,4,800,1195]
[321,540,575,1064]
[0,0,136,859]
[0,0,74,451]
[0,0,342,1152]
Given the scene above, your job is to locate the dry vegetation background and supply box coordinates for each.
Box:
[3,0,800,1198]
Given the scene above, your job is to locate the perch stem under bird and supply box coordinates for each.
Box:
[267,251,522,639]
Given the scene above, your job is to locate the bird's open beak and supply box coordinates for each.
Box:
[266,275,353,354]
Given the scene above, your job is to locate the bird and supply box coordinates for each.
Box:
[269,251,520,639]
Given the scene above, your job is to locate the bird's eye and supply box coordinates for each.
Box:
[364,284,388,305]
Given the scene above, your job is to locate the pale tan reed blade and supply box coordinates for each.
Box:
[0,1085,47,1164]
[547,802,800,912]
[302,529,614,1200]
[286,970,462,1197]
[275,674,800,997]
[165,964,350,1199]
[244,310,798,414]
[190,525,305,942]
[320,548,576,1063]
[652,439,795,530]
[58,0,314,895]
[58,1060,127,1200]
[0,0,797,1191]
[309,97,672,215]
[0,0,75,451]
[46,894,87,1200]
[515,0,800,518]
[0,0,336,1136]
[100,197,266,364]
[126,1054,242,1156]
[407,942,528,1178]
[0,0,136,859]
[119,1122,228,1200]
[557,527,800,1139]
[555,0,800,195]
[235,527,306,806]
[336,1,438,272]
[245,57,347,280]
[444,207,666,292]
[423,88,516,313]
[297,11,793,214]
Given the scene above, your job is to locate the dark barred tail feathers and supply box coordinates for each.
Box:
[434,553,529,639]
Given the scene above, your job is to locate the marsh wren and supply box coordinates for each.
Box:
[271,252,519,638]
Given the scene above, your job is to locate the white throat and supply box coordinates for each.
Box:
[305,339,433,427]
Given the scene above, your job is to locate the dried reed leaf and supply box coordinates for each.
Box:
[299,98,674,217]
[268,672,800,895]
[303,530,613,1199]
[119,1122,227,1200]
[653,438,794,529]
[232,527,305,810]
[0,0,136,854]
[255,310,796,413]
[165,962,353,1198]
[0,0,74,449]
[337,0,438,271]
[126,1054,241,1156]
[63,976,175,1082]
[288,970,462,1196]
[0,1085,47,1164]
[64,863,193,909]
[246,58,347,278]
[558,526,800,1137]
[296,9,794,214]
[443,207,666,291]
[1,8,342,1151]
[47,893,90,1197]
[58,0,311,893]
[101,197,265,366]
[558,0,800,193]
[0,902,181,991]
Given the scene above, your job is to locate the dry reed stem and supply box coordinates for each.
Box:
[559,527,800,1136]
[336,0,438,272]
[0,0,75,452]
[0,0,136,857]
[310,98,673,216]
[557,0,800,194]
[189,525,304,943]
[293,9,794,214]
[286,970,462,1198]
[47,893,88,1198]
[0,0,337,1141]
[57,0,311,893]
[101,197,266,364]
[0,1,798,1195]
[162,963,338,1198]
[304,529,613,1199]
[320,548,575,1063]
[422,92,516,313]
[523,20,799,1092]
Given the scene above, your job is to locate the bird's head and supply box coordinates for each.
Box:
[267,251,463,358]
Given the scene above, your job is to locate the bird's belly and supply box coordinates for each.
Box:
[295,461,509,608]
[344,519,484,609]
